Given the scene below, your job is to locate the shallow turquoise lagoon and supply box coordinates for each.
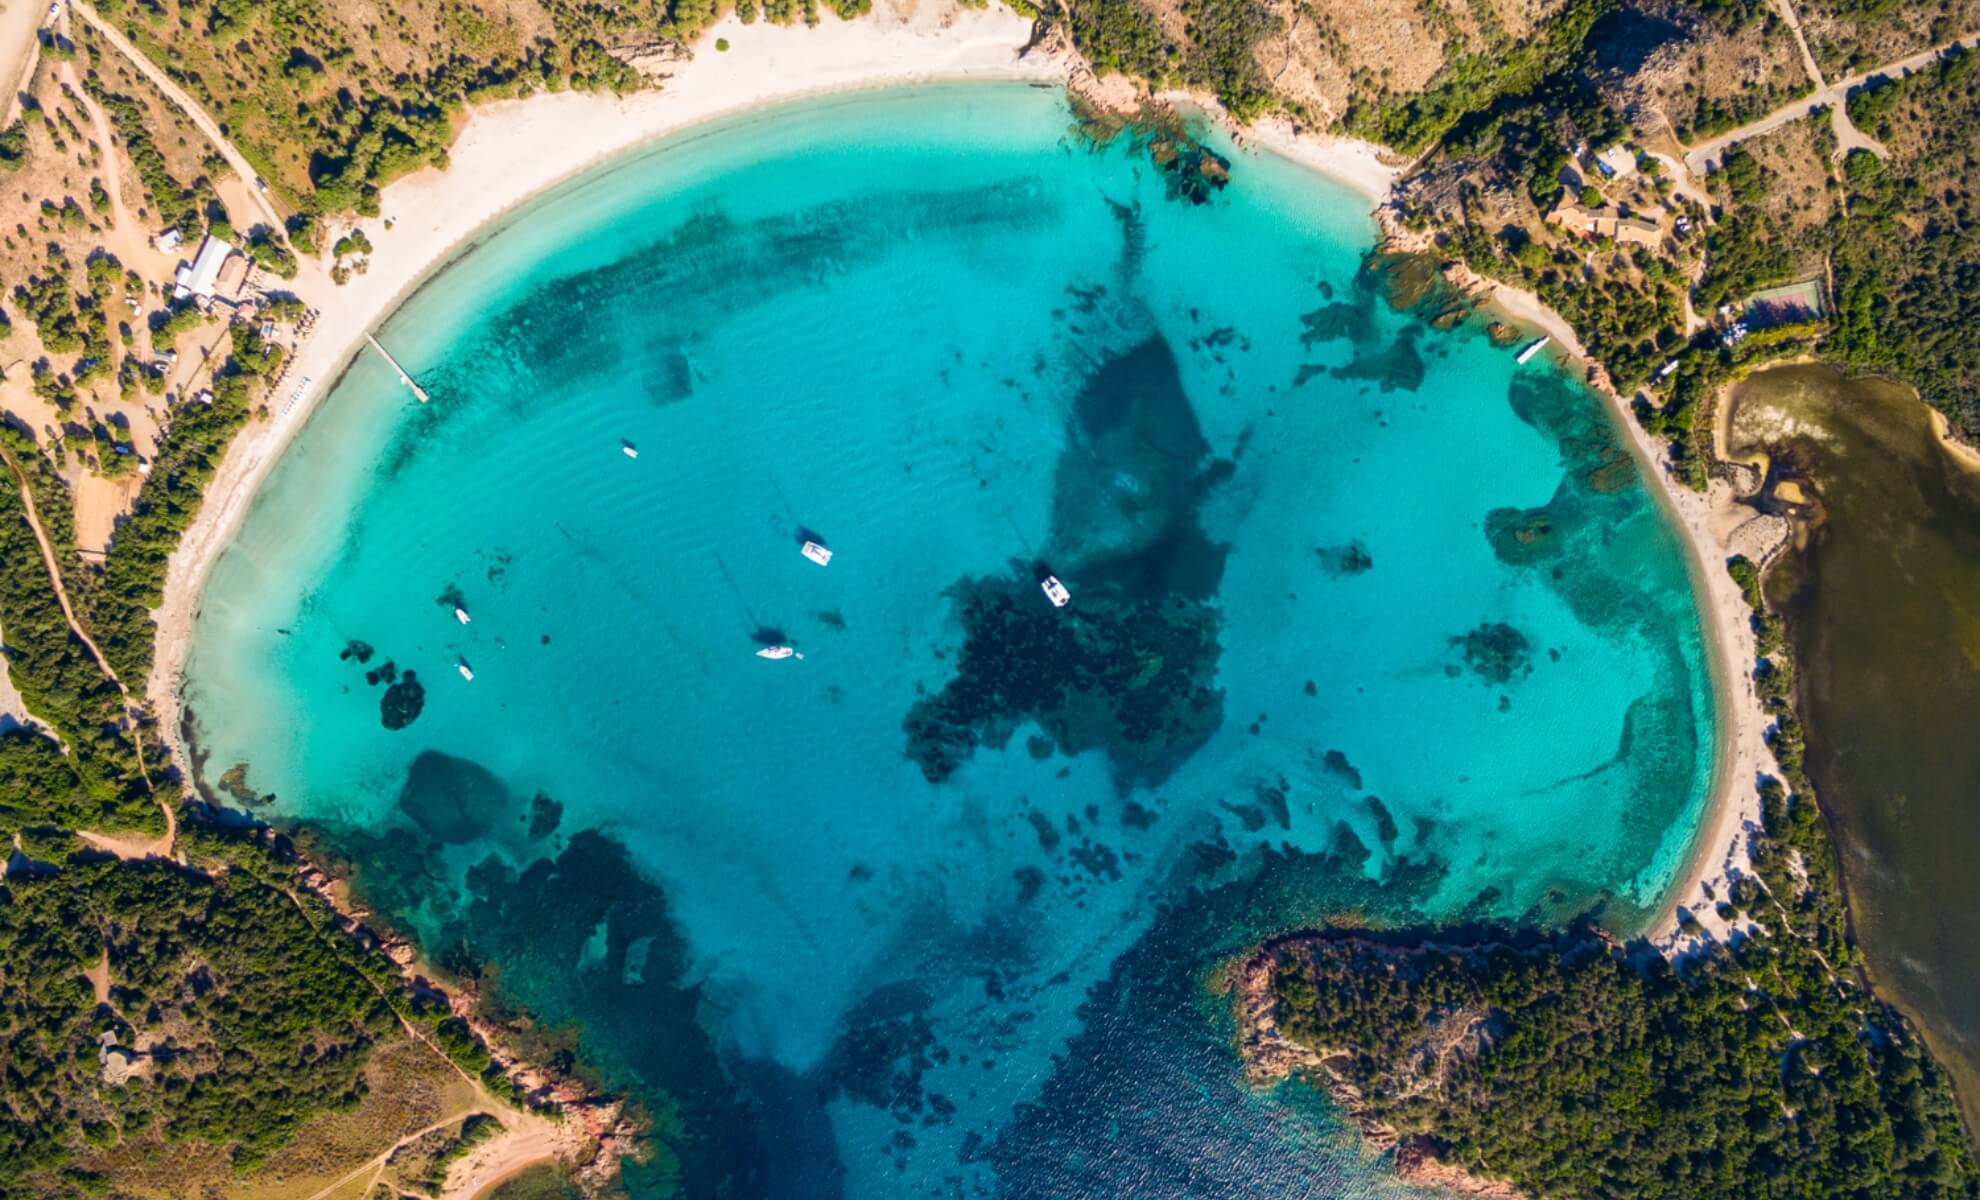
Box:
[184,84,1716,1196]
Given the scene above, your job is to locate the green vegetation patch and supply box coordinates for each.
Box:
[1262,556,1957,1198]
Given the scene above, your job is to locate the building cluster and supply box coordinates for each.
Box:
[1545,200,1664,248]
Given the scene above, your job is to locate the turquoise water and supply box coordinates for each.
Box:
[182,85,1716,1196]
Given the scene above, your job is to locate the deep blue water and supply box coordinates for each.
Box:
[183,84,1716,1197]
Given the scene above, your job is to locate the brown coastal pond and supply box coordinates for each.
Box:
[1728,362,1980,1130]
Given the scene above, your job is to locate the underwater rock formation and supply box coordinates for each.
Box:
[902,581,1223,788]
[907,335,1229,788]
[380,670,425,730]
[397,750,512,843]
[1454,623,1532,685]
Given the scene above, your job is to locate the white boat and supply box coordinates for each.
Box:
[457,657,475,681]
[1514,336,1552,365]
[454,605,471,625]
[1041,575,1071,608]
[622,440,639,459]
[755,645,803,660]
[801,540,833,567]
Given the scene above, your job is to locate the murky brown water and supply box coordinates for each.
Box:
[1729,362,1980,1131]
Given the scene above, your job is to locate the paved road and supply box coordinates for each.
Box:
[1684,32,1978,175]
[70,0,285,232]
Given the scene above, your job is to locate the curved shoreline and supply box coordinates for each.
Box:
[144,5,1065,748]
[1452,277,1777,949]
[144,7,1405,761]
[143,3,1735,950]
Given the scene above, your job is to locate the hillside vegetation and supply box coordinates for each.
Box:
[1257,558,1975,1200]
[88,0,860,221]
[0,331,533,1200]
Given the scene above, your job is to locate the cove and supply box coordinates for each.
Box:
[181,83,1716,1196]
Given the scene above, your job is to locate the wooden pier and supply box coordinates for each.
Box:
[364,333,429,403]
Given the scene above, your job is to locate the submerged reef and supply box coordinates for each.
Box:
[1316,540,1374,575]
[903,579,1224,787]
[398,750,513,843]
[1067,91,1231,206]
[987,840,1454,1194]
[1453,622,1532,685]
[380,671,425,730]
[303,806,777,1198]
[1293,253,1457,393]
[908,335,1229,788]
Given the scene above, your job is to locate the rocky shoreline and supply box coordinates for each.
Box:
[265,822,641,1194]
[1230,939,1530,1200]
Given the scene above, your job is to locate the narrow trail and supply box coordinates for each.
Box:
[269,878,568,1200]
[60,53,141,245]
[294,1109,492,1200]
[0,0,48,127]
[2,447,168,839]
[69,0,286,233]
[1771,0,1827,92]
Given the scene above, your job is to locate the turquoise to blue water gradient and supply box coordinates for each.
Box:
[183,84,1716,1197]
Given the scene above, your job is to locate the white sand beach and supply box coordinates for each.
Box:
[141,1,1407,741]
[143,0,1751,957]
[1457,274,1783,951]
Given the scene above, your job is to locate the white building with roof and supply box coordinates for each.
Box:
[172,235,236,301]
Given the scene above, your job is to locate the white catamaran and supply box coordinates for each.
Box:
[1041,575,1071,608]
[801,540,833,567]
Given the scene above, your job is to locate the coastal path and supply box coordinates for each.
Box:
[265,871,572,1197]
[1682,32,1979,176]
[69,0,286,233]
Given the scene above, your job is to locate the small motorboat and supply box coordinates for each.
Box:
[755,645,803,661]
[622,440,639,459]
[1041,575,1071,608]
[454,605,471,625]
[801,540,833,567]
[457,657,475,681]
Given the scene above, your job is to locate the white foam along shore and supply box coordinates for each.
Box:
[143,0,1736,952]
[143,2,1401,742]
